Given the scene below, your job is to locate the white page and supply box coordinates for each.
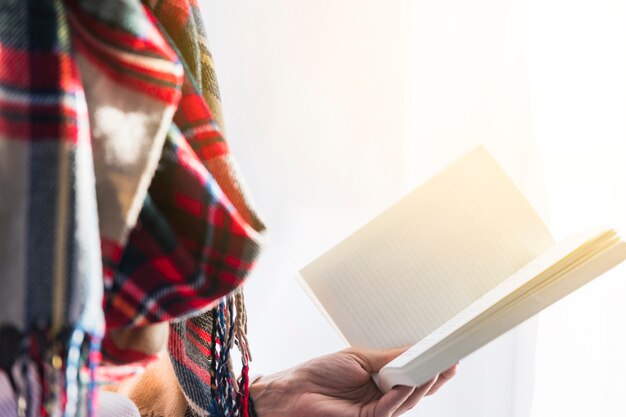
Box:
[299,146,555,349]
[377,230,626,391]
[385,229,615,370]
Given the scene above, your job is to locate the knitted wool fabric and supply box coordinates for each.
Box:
[0,0,179,414]
[141,3,264,415]
[0,0,264,416]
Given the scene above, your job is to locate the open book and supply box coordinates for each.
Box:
[297,146,626,393]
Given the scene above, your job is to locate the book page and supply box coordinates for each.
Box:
[299,146,555,349]
[376,229,626,392]
[385,229,616,370]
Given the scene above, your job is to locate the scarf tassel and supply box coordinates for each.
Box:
[8,328,101,417]
[202,291,252,417]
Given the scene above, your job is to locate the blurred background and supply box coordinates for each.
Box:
[200,1,626,416]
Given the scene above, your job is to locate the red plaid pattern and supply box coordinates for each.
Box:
[104,126,262,327]
[0,0,264,416]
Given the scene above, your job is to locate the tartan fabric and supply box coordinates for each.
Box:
[141,2,265,416]
[145,0,226,130]
[0,0,264,416]
[68,0,184,249]
[0,1,105,416]
[105,125,262,327]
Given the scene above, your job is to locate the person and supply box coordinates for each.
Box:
[109,342,458,417]
[0,0,456,416]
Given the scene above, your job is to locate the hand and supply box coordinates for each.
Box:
[250,348,458,417]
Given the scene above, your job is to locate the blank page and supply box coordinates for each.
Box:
[298,146,555,349]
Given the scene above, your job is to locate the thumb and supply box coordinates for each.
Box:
[348,346,410,373]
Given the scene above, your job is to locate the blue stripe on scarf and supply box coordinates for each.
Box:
[26,141,60,325]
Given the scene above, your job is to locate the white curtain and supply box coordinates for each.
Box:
[200,1,626,416]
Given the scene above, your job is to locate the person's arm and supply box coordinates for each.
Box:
[111,347,457,417]
[250,348,457,417]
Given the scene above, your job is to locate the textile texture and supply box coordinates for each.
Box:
[0,1,265,416]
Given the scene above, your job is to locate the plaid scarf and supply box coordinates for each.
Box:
[0,1,264,416]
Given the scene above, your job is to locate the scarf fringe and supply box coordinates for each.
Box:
[8,327,101,417]
[212,292,252,417]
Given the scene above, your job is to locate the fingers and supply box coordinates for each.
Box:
[388,364,459,416]
[425,363,458,396]
[390,376,438,416]
[348,347,410,373]
[374,385,415,417]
